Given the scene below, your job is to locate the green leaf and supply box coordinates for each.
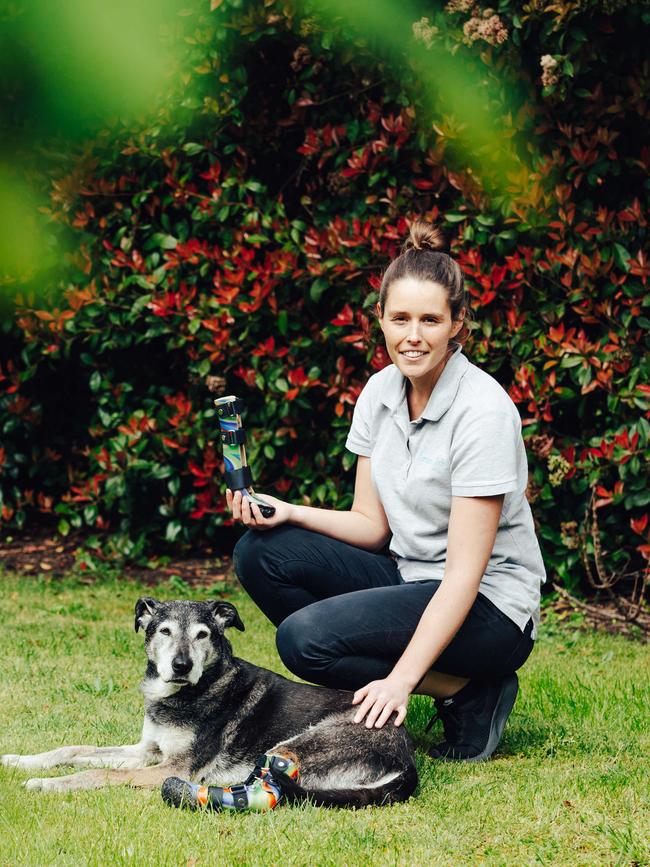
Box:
[150,233,178,250]
[168,477,180,496]
[613,243,631,272]
[150,463,173,480]
[560,356,583,368]
[165,520,183,542]
[342,451,356,471]
[310,278,328,303]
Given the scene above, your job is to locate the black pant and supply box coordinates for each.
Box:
[233,525,534,691]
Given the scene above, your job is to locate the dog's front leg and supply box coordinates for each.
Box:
[24,762,184,793]
[2,742,154,772]
[47,743,160,770]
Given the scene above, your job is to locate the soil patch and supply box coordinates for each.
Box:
[0,528,238,588]
[2,530,647,638]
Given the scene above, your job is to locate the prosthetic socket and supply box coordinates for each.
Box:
[161,754,299,812]
[214,395,275,519]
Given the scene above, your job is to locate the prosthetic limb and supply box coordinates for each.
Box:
[161,754,299,812]
[214,395,275,519]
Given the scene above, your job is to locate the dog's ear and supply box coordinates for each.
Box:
[207,600,245,632]
[135,597,159,633]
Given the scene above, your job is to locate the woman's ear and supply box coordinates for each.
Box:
[451,308,466,338]
[375,301,384,330]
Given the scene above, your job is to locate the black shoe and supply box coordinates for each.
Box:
[427,673,519,762]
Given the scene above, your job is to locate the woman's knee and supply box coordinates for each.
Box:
[232,530,264,588]
[232,524,315,589]
[276,608,329,680]
[232,527,285,587]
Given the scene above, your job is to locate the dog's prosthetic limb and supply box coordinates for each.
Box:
[214,395,275,518]
[161,754,299,812]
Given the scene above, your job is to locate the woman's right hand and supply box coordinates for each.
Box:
[226,488,294,531]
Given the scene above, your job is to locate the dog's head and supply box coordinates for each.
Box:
[135,597,244,698]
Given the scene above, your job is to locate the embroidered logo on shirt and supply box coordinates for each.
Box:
[419,456,447,466]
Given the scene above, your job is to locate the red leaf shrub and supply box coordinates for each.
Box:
[0,0,647,591]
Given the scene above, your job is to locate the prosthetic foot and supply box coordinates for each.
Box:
[161,754,299,812]
[214,395,275,518]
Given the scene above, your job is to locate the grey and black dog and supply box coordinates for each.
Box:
[2,598,418,808]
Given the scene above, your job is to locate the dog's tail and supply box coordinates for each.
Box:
[276,762,418,809]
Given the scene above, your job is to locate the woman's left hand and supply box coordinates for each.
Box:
[352,675,411,729]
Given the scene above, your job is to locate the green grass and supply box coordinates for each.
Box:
[0,570,648,866]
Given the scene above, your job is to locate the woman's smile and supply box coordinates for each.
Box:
[400,350,429,360]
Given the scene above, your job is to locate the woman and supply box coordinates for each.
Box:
[228,220,546,762]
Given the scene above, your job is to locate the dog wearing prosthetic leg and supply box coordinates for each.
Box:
[2,598,418,809]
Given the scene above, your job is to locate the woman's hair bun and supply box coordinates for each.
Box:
[402,220,448,255]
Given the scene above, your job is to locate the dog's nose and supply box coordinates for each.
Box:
[171,656,192,676]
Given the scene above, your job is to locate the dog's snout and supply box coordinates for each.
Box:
[171,655,192,676]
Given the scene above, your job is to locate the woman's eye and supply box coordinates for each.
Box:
[159,627,171,636]
[196,631,209,640]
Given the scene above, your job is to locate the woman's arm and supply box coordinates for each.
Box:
[352,493,505,728]
[226,455,391,552]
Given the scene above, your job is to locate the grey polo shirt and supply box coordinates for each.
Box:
[345,343,546,637]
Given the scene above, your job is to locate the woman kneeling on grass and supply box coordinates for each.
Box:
[228,220,546,761]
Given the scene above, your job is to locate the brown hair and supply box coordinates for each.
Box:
[377,220,471,345]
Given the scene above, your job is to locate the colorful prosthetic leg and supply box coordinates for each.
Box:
[214,395,275,518]
[161,754,299,812]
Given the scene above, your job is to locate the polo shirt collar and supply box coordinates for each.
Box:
[380,343,468,422]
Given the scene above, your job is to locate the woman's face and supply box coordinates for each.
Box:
[376,277,465,391]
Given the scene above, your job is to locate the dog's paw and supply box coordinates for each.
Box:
[2,754,47,771]
[2,754,28,769]
[24,776,67,792]
[24,777,46,791]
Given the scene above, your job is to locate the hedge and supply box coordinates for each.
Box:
[0,0,648,594]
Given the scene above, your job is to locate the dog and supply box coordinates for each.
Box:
[2,598,418,808]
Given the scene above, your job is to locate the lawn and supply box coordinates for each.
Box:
[0,569,648,866]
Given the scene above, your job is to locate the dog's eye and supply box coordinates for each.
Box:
[196,630,209,640]
[159,627,171,636]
